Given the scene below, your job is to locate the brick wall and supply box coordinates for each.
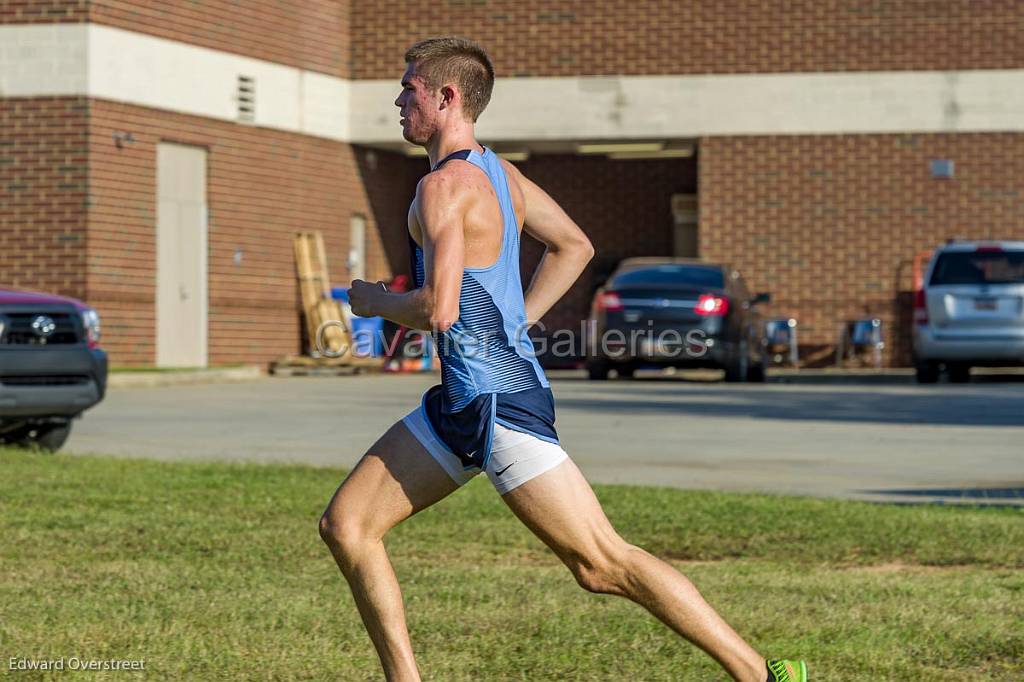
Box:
[352,1,1024,79]
[1,1,349,77]
[6,2,1020,81]
[10,99,1023,369]
[78,134,695,367]
[0,97,88,300]
[353,146,425,277]
[700,133,1024,366]
[0,1,87,22]
[88,100,400,366]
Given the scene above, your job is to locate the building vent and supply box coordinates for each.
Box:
[237,75,255,123]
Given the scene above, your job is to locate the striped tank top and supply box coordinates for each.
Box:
[411,146,558,470]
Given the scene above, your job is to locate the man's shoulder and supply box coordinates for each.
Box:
[417,161,488,201]
[497,156,522,181]
[497,157,526,205]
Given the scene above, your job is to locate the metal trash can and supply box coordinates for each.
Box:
[764,318,799,367]
[837,318,884,368]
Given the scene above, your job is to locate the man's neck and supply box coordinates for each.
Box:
[426,126,481,169]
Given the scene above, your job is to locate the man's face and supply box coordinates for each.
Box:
[395,63,440,146]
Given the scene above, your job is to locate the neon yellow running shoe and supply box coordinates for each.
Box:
[766,659,807,682]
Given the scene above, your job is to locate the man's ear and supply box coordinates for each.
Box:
[439,85,456,110]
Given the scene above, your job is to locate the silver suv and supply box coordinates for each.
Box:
[913,241,1024,383]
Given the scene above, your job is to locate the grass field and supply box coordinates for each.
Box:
[1,448,1022,681]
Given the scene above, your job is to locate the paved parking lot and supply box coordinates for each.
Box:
[66,371,1024,504]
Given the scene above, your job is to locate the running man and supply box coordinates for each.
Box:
[319,37,806,682]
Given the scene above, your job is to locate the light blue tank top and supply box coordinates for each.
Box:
[411,147,557,470]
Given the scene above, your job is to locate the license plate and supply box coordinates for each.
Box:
[974,297,997,311]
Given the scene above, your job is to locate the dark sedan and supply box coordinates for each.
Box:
[585,258,770,381]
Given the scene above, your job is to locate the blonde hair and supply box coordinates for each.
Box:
[404,37,494,122]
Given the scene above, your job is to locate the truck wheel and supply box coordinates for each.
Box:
[746,358,767,383]
[10,423,72,452]
[947,363,971,384]
[586,360,610,381]
[723,342,749,383]
[915,361,940,384]
[1,425,34,446]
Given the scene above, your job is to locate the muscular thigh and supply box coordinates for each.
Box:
[322,419,461,540]
[500,457,623,564]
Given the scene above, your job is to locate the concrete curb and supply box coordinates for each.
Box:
[108,365,265,388]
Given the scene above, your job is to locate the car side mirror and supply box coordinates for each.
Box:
[751,292,771,305]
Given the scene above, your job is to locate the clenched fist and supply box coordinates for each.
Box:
[348,279,387,318]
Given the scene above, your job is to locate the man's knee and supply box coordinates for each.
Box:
[318,504,367,555]
[317,512,340,545]
[570,561,615,594]
[565,543,634,595]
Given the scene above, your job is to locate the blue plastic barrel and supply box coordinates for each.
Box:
[331,287,383,356]
[350,316,384,357]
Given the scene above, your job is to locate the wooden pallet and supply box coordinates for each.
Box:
[293,230,351,358]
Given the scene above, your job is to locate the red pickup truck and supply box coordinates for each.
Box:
[0,288,108,451]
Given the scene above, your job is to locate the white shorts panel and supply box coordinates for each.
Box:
[401,407,568,495]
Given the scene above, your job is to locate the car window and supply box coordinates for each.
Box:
[930,251,1024,285]
[611,265,725,289]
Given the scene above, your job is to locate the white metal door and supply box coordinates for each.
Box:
[156,143,208,367]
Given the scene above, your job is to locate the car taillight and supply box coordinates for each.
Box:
[81,308,101,348]
[595,291,623,312]
[695,294,728,316]
[913,289,928,326]
[975,245,1003,253]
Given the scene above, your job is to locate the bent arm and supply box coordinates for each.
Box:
[511,164,595,324]
[369,287,433,331]
[374,173,466,332]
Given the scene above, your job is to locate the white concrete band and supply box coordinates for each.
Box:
[352,70,1024,143]
[0,23,350,141]
[2,23,1023,144]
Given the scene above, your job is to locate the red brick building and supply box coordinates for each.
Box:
[2,2,1022,367]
